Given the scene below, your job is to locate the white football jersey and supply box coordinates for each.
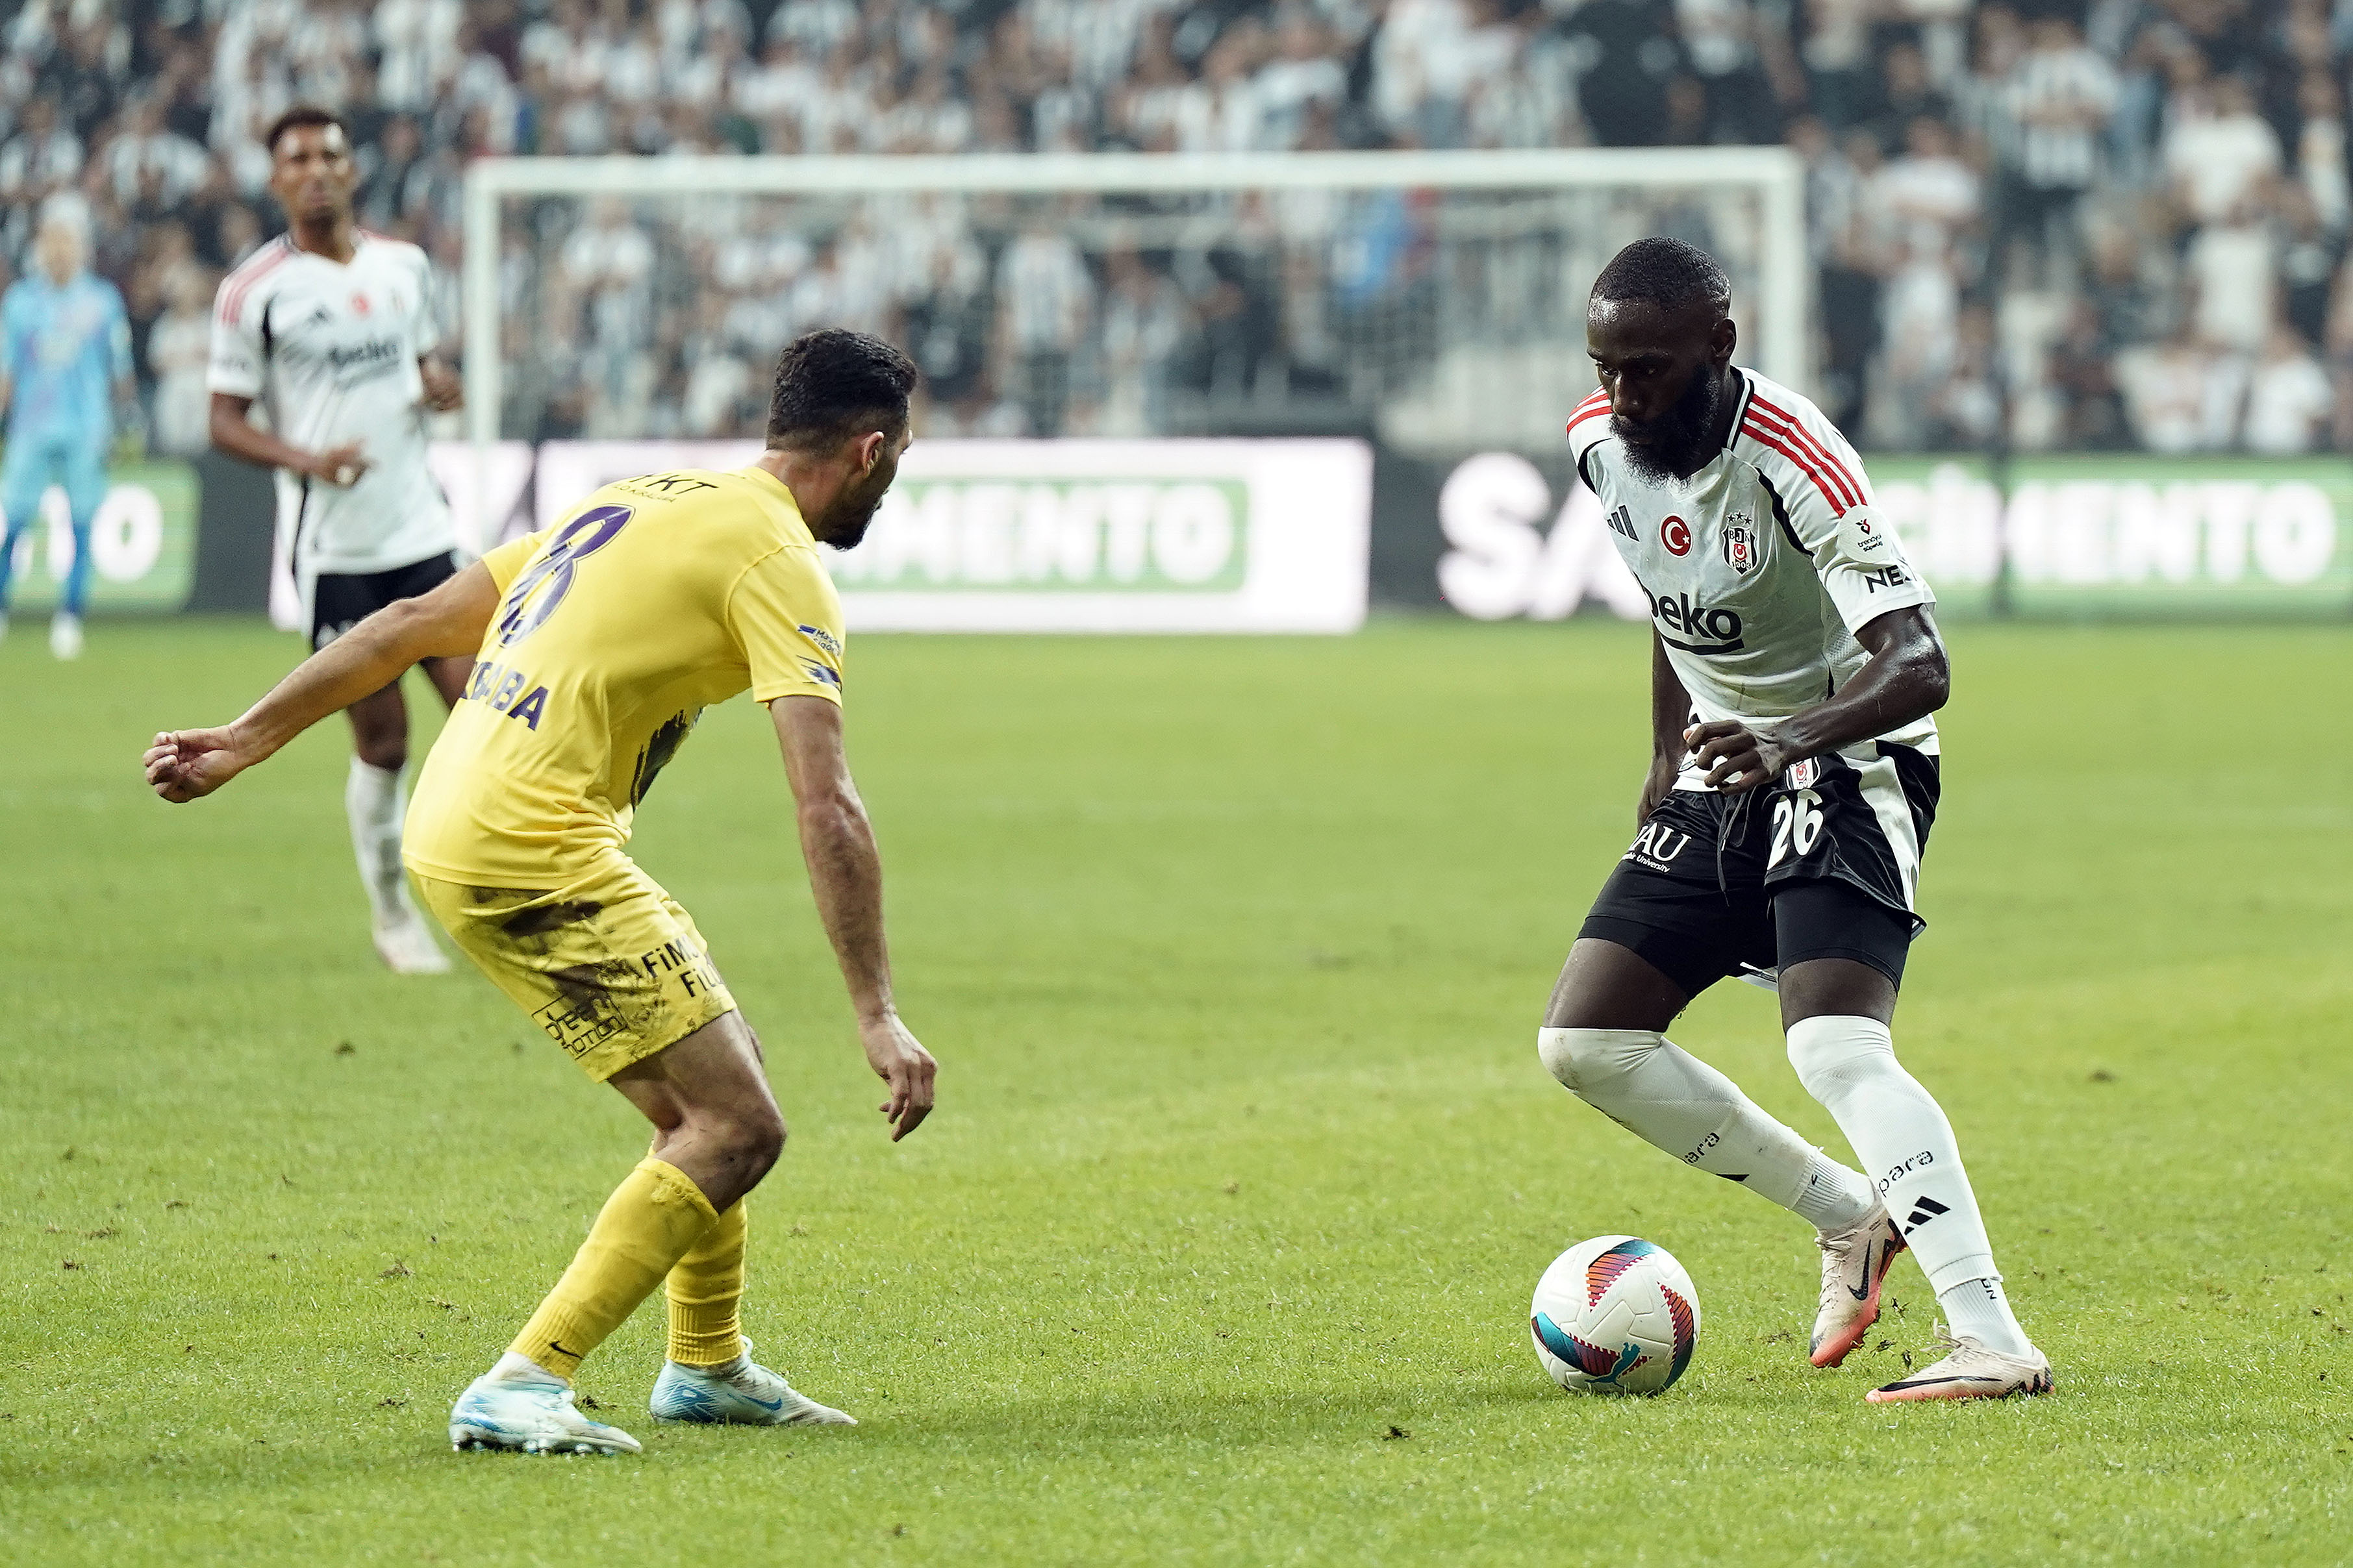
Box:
[207,231,455,581]
[1567,368,1938,789]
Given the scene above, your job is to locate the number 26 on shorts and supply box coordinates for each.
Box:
[1768,788,1824,869]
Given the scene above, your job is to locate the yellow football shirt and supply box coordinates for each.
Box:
[403,466,846,886]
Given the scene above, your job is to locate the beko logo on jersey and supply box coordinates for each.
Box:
[1649,589,1744,654]
[321,337,405,371]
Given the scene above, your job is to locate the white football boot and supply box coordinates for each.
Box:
[372,902,452,975]
[1867,1328,2054,1403]
[649,1339,856,1426]
[49,612,82,660]
[450,1373,642,1454]
[1810,1202,1906,1368]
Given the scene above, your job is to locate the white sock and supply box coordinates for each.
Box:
[1937,1275,2028,1355]
[346,758,411,923]
[1539,1028,1876,1230]
[1787,1015,2032,1355]
[487,1350,564,1386]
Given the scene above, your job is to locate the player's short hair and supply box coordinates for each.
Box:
[766,329,919,451]
[265,105,348,158]
[1591,237,1732,317]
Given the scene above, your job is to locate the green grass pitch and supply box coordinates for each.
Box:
[3,615,2347,1565]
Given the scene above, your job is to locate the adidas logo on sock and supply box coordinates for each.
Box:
[1902,1195,1950,1233]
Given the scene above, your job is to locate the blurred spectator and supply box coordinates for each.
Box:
[1559,0,1682,149]
[2276,183,2341,349]
[1875,116,1979,258]
[996,212,1094,435]
[2046,298,2125,447]
[2114,330,2214,453]
[2242,323,2333,454]
[2164,74,2281,229]
[1998,18,2114,285]
[2183,200,2276,355]
[145,263,216,457]
[1801,0,1877,133]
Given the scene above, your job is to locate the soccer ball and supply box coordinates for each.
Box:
[1529,1235,1702,1396]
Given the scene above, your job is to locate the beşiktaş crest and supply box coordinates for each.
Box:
[1722,512,1759,575]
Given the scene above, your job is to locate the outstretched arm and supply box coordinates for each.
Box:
[144,561,500,802]
[769,695,937,1141]
[1687,605,1950,793]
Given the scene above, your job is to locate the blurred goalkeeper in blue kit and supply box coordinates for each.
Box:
[0,210,134,660]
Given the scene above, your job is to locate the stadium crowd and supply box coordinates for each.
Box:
[0,0,2342,454]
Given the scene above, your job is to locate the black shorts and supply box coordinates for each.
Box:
[1578,743,1939,998]
[310,551,460,652]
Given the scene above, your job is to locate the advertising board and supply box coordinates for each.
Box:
[533,438,1374,633]
[1,460,198,614]
[1424,451,2353,621]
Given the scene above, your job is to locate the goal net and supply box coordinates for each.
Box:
[456,150,1802,627]
[463,148,1805,461]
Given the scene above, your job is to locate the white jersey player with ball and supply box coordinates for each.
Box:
[1537,238,2050,1402]
[207,107,470,975]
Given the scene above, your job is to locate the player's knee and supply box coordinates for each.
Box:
[353,733,407,771]
[725,1102,786,1176]
[1538,1027,1663,1095]
[1786,1014,1896,1102]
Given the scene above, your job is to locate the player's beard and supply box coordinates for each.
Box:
[818,475,891,550]
[1614,367,1728,485]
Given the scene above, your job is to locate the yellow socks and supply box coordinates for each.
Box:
[511,1157,719,1380]
[665,1197,748,1367]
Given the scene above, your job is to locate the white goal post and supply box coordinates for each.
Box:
[461,147,1809,471]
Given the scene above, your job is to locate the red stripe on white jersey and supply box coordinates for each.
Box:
[1746,397,1861,508]
[1745,395,1863,511]
[1567,390,1611,436]
[1741,419,1852,517]
[218,238,294,325]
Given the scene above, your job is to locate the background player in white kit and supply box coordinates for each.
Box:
[1539,238,2052,1402]
[207,107,465,974]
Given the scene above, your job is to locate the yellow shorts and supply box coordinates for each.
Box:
[412,857,738,1082]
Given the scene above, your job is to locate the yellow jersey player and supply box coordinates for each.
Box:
[143,329,936,1456]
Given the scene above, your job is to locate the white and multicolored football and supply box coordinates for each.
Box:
[1529,1235,1702,1396]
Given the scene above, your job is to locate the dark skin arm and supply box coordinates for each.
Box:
[1685,604,1951,794]
[208,349,460,530]
[210,390,371,487]
[1639,629,1694,827]
[418,355,462,412]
